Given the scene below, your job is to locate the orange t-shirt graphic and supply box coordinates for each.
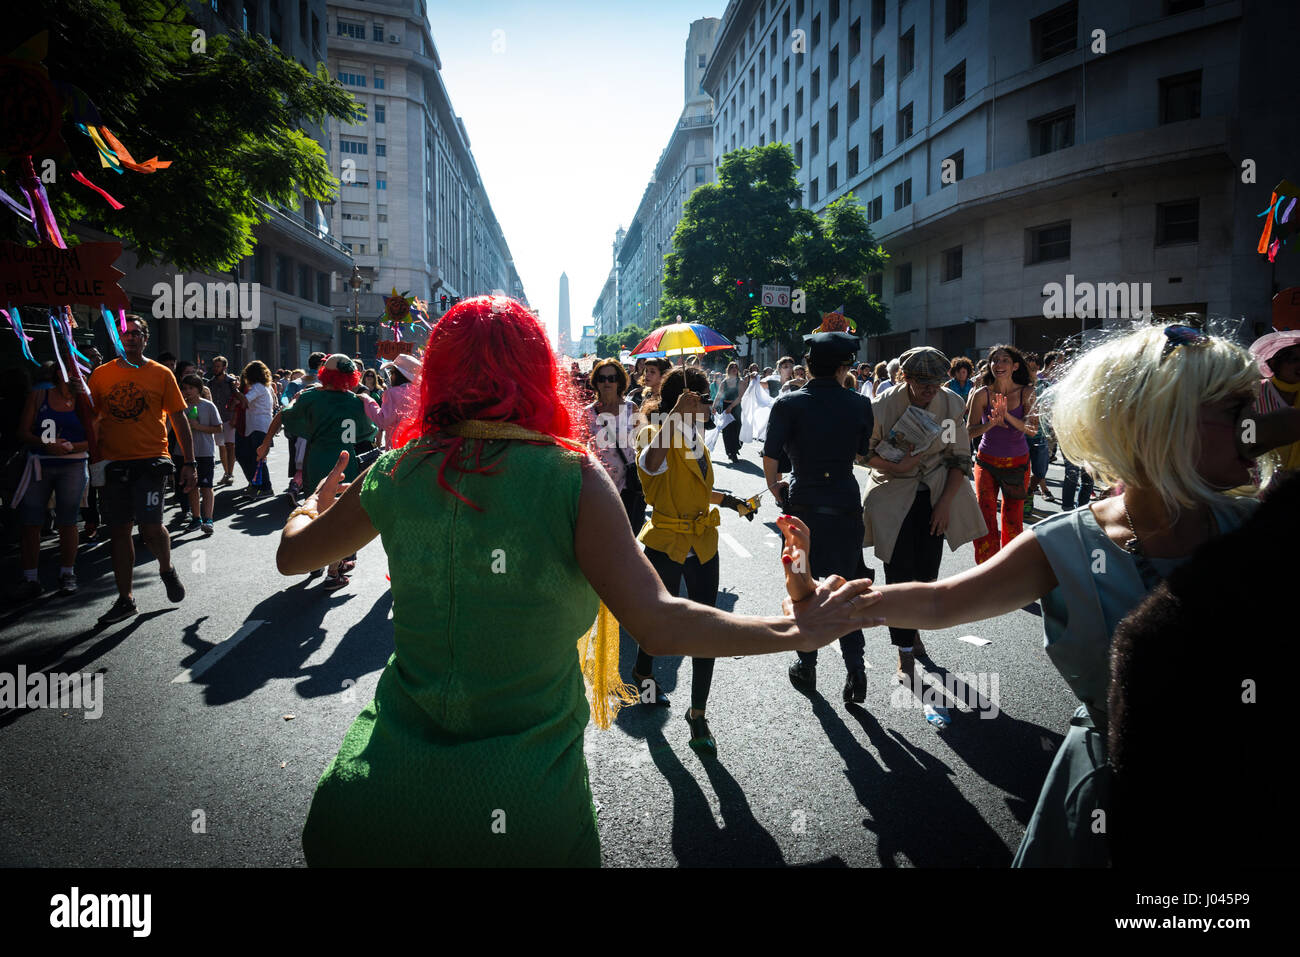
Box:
[89,359,186,461]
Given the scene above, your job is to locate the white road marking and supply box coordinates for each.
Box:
[171,620,266,683]
[720,532,752,559]
[958,635,991,646]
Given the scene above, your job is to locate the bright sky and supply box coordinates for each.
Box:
[431,0,725,346]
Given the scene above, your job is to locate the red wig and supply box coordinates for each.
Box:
[317,365,362,391]
[390,295,585,507]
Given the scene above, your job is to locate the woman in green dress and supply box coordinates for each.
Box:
[275,296,882,866]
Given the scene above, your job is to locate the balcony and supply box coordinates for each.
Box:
[256,198,353,265]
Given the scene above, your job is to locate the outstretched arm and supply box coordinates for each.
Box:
[277,451,379,574]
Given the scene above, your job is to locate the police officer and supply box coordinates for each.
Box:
[762,331,875,703]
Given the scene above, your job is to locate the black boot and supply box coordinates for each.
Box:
[843,668,867,705]
[788,658,816,691]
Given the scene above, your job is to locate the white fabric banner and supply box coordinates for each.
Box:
[739,377,775,444]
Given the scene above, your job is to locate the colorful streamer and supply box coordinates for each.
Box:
[0,187,34,222]
[48,315,70,383]
[71,169,125,209]
[102,305,140,367]
[97,127,171,173]
[4,307,39,364]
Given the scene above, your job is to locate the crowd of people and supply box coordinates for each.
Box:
[6,296,1300,869]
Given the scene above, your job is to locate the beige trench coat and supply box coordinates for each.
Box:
[862,385,987,564]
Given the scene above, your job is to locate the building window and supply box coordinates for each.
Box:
[376,179,387,190]
[339,138,368,154]
[372,22,384,42]
[943,61,966,112]
[829,45,839,81]
[1160,70,1202,124]
[377,240,387,255]
[872,0,886,31]
[811,68,820,101]
[945,0,967,37]
[871,57,885,101]
[899,27,915,79]
[1027,221,1072,263]
[828,163,838,191]
[374,72,385,89]
[698,53,707,68]
[867,272,882,297]
[849,18,862,57]
[795,138,803,166]
[783,57,790,87]
[275,254,291,293]
[896,263,913,293]
[375,104,385,123]
[812,14,820,48]
[760,92,765,116]
[796,0,804,19]
[782,104,790,134]
[298,263,310,299]
[848,146,860,176]
[848,82,860,123]
[337,72,366,87]
[375,143,386,157]
[942,246,963,281]
[811,122,820,156]
[377,213,387,222]
[942,148,964,186]
[1033,2,1078,63]
[796,87,804,118]
[894,177,912,210]
[810,178,819,204]
[771,30,778,60]
[828,104,838,141]
[749,106,755,130]
[771,75,777,101]
[870,126,884,161]
[317,271,330,306]
[1156,200,1199,244]
[868,195,882,220]
[1031,107,1074,155]
[770,120,777,142]
[897,102,913,141]
[784,6,792,37]
[337,19,365,39]
[695,166,707,184]
[831,0,841,24]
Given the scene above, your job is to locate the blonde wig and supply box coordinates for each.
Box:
[1041,325,1260,515]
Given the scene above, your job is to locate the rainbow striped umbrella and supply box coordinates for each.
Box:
[628,322,734,357]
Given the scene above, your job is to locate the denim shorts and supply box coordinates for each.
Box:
[20,458,88,526]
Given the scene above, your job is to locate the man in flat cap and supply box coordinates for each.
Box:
[763,330,876,703]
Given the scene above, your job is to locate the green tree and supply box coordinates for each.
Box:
[663,143,889,357]
[5,0,362,271]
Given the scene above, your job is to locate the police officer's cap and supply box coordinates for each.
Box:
[802,331,861,363]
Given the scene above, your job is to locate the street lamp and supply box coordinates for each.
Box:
[349,265,363,359]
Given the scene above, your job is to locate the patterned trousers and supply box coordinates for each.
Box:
[973,452,1030,564]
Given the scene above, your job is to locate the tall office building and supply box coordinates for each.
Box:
[616,18,722,333]
[704,0,1298,361]
[328,0,527,350]
[591,227,625,338]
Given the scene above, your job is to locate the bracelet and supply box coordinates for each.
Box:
[287,506,318,521]
[184,461,196,467]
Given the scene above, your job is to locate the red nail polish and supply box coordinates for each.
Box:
[781,554,793,566]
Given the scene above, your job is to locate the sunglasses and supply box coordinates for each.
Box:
[1161,324,1210,360]
[595,374,620,383]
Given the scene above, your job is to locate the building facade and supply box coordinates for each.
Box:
[327,0,526,353]
[616,18,721,334]
[703,0,1299,362]
[591,227,624,338]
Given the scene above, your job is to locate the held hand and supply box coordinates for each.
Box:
[781,575,885,651]
[257,440,271,460]
[777,513,815,602]
[897,452,922,472]
[312,450,350,514]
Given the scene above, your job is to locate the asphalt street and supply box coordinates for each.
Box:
[0,437,1082,867]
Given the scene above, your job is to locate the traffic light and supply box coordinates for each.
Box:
[440,294,448,311]
[748,279,755,299]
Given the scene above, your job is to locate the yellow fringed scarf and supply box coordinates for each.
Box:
[445,419,641,728]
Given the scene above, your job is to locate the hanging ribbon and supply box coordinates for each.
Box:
[19,179,66,248]
[3,307,39,364]
[0,187,34,222]
[48,315,70,383]
[55,309,93,374]
[102,305,140,367]
[1258,190,1280,255]
[78,123,123,173]
[118,308,128,333]
[97,127,171,173]
[70,169,125,209]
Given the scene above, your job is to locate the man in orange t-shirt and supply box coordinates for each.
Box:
[88,315,195,625]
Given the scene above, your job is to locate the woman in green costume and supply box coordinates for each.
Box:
[275,296,883,866]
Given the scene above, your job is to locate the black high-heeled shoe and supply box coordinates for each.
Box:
[685,711,716,757]
[632,671,669,706]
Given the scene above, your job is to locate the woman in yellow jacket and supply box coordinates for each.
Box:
[633,367,756,756]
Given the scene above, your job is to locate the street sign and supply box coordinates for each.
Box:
[761,284,791,308]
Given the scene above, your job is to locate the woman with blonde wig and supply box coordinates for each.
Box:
[782,324,1300,865]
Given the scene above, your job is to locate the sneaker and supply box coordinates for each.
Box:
[189,516,202,532]
[57,572,78,596]
[286,478,302,499]
[788,658,816,692]
[322,573,350,591]
[97,595,138,625]
[160,565,186,603]
[201,520,214,537]
[13,579,44,601]
[217,474,234,487]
